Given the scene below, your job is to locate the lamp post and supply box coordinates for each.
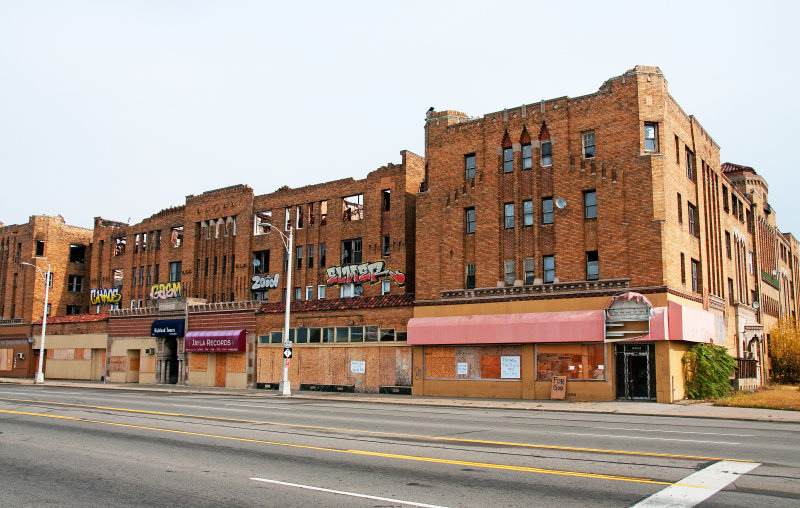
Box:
[20,260,50,384]
[264,223,293,396]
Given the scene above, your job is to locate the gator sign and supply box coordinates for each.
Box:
[90,288,122,305]
[325,260,405,287]
[149,281,182,300]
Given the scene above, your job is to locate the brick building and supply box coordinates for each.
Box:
[88,152,423,389]
[408,66,799,402]
[0,215,92,378]
[3,65,799,399]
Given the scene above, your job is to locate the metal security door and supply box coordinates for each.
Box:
[615,344,656,400]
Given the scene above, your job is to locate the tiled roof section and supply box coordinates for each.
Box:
[721,162,755,174]
[33,314,109,325]
[258,294,414,314]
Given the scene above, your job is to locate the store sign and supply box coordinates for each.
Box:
[325,260,405,287]
[90,288,121,305]
[150,319,185,338]
[604,292,653,342]
[251,273,280,292]
[149,282,182,300]
[185,330,246,352]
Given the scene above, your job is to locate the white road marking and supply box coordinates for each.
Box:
[632,460,760,507]
[592,426,752,437]
[557,432,738,445]
[251,477,449,508]
[168,404,249,412]
[222,403,284,409]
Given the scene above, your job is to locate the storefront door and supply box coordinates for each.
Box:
[615,343,656,400]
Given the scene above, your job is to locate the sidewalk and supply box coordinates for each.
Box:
[2,377,799,423]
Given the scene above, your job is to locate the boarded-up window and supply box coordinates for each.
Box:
[423,345,522,380]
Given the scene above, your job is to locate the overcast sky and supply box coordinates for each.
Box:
[1,1,798,235]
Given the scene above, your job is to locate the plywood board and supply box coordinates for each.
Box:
[189,353,208,372]
[227,353,246,373]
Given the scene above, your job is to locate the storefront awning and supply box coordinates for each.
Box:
[185,330,246,352]
[151,319,185,338]
[408,310,605,345]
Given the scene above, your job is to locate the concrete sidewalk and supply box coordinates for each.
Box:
[2,377,799,423]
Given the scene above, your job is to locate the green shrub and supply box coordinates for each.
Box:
[683,343,737,399]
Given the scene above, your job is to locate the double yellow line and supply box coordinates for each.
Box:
[0,397,752,486]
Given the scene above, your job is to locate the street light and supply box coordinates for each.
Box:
[20,260,50,384]
[262,223,294,396]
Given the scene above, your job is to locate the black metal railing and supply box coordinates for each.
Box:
[737,358,758,379]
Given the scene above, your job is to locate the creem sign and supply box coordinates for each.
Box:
[149,282,182,300]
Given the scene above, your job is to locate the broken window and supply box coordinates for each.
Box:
[35,240,44,256]
[382,189,391,212]
[320,201,328,226]
[296,205,303,229]
[342,194,364,222]
[114,237,126,256]
[155,230,161,250]
[308,202,315,227]
[112,268,124,288]
[254,211,272,235]
[341,238,362,264]
[170,226,183,248]
[69,244,86,263]
[284,207,290,231]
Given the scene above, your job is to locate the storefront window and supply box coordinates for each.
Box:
[536,343,605,381]
[424,345,522,380]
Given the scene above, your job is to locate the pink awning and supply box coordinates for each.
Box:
[408,310,605,345]
[185,330,246,352]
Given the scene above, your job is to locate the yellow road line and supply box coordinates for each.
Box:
[0,396,754,463]
[0,408,703,487]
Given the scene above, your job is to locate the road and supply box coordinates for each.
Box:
[0,385,798,507]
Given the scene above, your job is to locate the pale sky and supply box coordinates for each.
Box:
[1,1,798,235]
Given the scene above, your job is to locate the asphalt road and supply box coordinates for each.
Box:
[0,385,798,507]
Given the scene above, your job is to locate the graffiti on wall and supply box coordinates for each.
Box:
[251,273,280,292]
[90,288,122,305]
[149,281,182,300]
[325,260,405,287]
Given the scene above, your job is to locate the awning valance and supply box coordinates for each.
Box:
[185,330,246,352]
[151,319,185,338]
[408,310,606,345]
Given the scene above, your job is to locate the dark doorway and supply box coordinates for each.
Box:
[164,337,178,384]
[615,343,656,400]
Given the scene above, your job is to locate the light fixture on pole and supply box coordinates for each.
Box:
[20,260,50,384]
[263,223,294,396]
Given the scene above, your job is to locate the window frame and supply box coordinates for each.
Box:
[503,147,513,173]
[543,255,555,284]
[582,131,596,159]
[583,190,597,220]
[504,203,515,229]
[465,207,476,234]
[542,197,554,225]
[521,143,532,170]
[522,200,534,226]
[466,263,476,289]
[541,141,552,167]
[586,251,599,281]
[465,153,476,180]
[644,122,658,152]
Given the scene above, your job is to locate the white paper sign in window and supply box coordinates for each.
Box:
[500,356,521,379]
[350,360,365,374]
[457,362,468,375]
